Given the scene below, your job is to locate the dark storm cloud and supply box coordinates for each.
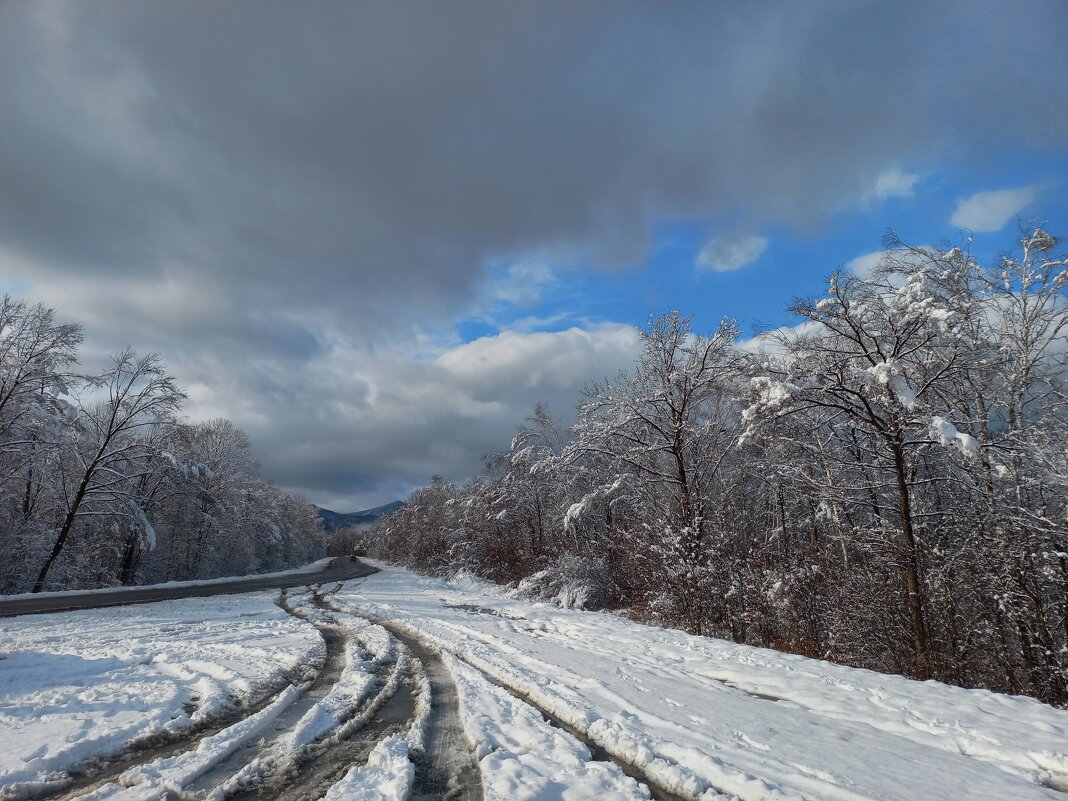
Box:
[1,1,1066,507]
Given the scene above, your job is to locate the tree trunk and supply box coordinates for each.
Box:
[32,464,95,592]
[118,530,141,585]
[890,439,930,680]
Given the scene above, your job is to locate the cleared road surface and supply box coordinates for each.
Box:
[0,557,379,617]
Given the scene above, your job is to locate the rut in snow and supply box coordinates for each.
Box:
[217,665,416,801]
[185,589,414,801]
[26,597,321,801]
[448,658,693,801]
[182,591,369,796]
[383,629,483,801]
[313,592,482,801]
[337,599,694,801]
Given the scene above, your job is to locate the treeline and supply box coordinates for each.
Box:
[371,226,1068,705]
[0,296,324,594]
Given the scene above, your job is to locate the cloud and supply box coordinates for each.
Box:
[489,263,557,307]
[845,250,890,278]
[201,324,642,510]
[0,1,1066,507]
[866,168,921,203]
[950,186,1037,232]
[697,233,769,272]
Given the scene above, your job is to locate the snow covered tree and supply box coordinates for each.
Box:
[32,350,185,592]
[369,223,1067,703]
[566,312,743,634]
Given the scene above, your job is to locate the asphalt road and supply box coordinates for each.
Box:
[0,557,379,617]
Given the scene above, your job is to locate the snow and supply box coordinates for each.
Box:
[278,593,390,750]
[6,564,1068,801]
[335,563,1068,801]
[866,361,916,409]
[929,415,981,458]
[742,377,798,421]
[73,687,300,801]
[321,735,414,801]
[444,651,651,801]
[0,592,320,796]
[210,593,399,795]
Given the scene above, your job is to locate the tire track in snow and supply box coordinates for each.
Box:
[330,597,707,801]
[27,620,314,801]
[217,665,415,801]
[180,591,364,796]
[383,630,482,801]
[51,590,389,801]
[313,593,482,801]
[394,625,692,801]
[210,590,419,801]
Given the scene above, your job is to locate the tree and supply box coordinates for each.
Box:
[483,403,565,574]
[32,350,185,592]
[567,312,742,634]
[0,295,82,437]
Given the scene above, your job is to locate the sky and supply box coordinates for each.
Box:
[1,1,1066,511]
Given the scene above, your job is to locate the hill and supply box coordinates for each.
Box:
[316,501,405,532]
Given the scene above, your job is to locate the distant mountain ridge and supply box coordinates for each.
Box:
[317,501,405,532]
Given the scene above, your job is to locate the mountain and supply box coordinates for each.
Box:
[316,500,405,532]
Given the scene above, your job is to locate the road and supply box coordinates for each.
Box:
[0,557,378,617]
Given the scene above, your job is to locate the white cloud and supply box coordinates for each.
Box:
[696,232,768,272]
[950,186,1037,232]
[845,250,890,278]
[438,324,638,391]
[489,262,556,306]
[868,168,920,202]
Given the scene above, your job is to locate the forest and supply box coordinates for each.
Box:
[0,300,325,594]
[368,227,1068,704]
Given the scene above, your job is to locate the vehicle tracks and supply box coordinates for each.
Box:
[203,590,418,801]
[181,592,362,797]
[218,668,415,801]
[313,594,482,801]
[27,660,312,801]
[324,595,693,801]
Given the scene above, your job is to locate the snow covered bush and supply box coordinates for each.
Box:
[512,554,618,610]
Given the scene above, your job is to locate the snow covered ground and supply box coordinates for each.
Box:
[0,592,320,797]
[334,563,1068,801]
[4,563,1068,801]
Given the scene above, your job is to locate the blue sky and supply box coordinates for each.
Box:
[461,149,1068,344]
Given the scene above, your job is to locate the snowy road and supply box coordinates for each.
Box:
[3,561,1068,801]
[0,558,377,617]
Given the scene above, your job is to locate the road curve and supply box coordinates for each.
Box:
[0,557,379,617]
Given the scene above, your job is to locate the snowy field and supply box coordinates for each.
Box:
[335,563,1068,801]
[0,592,320,797]
[3,564,1068,801]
